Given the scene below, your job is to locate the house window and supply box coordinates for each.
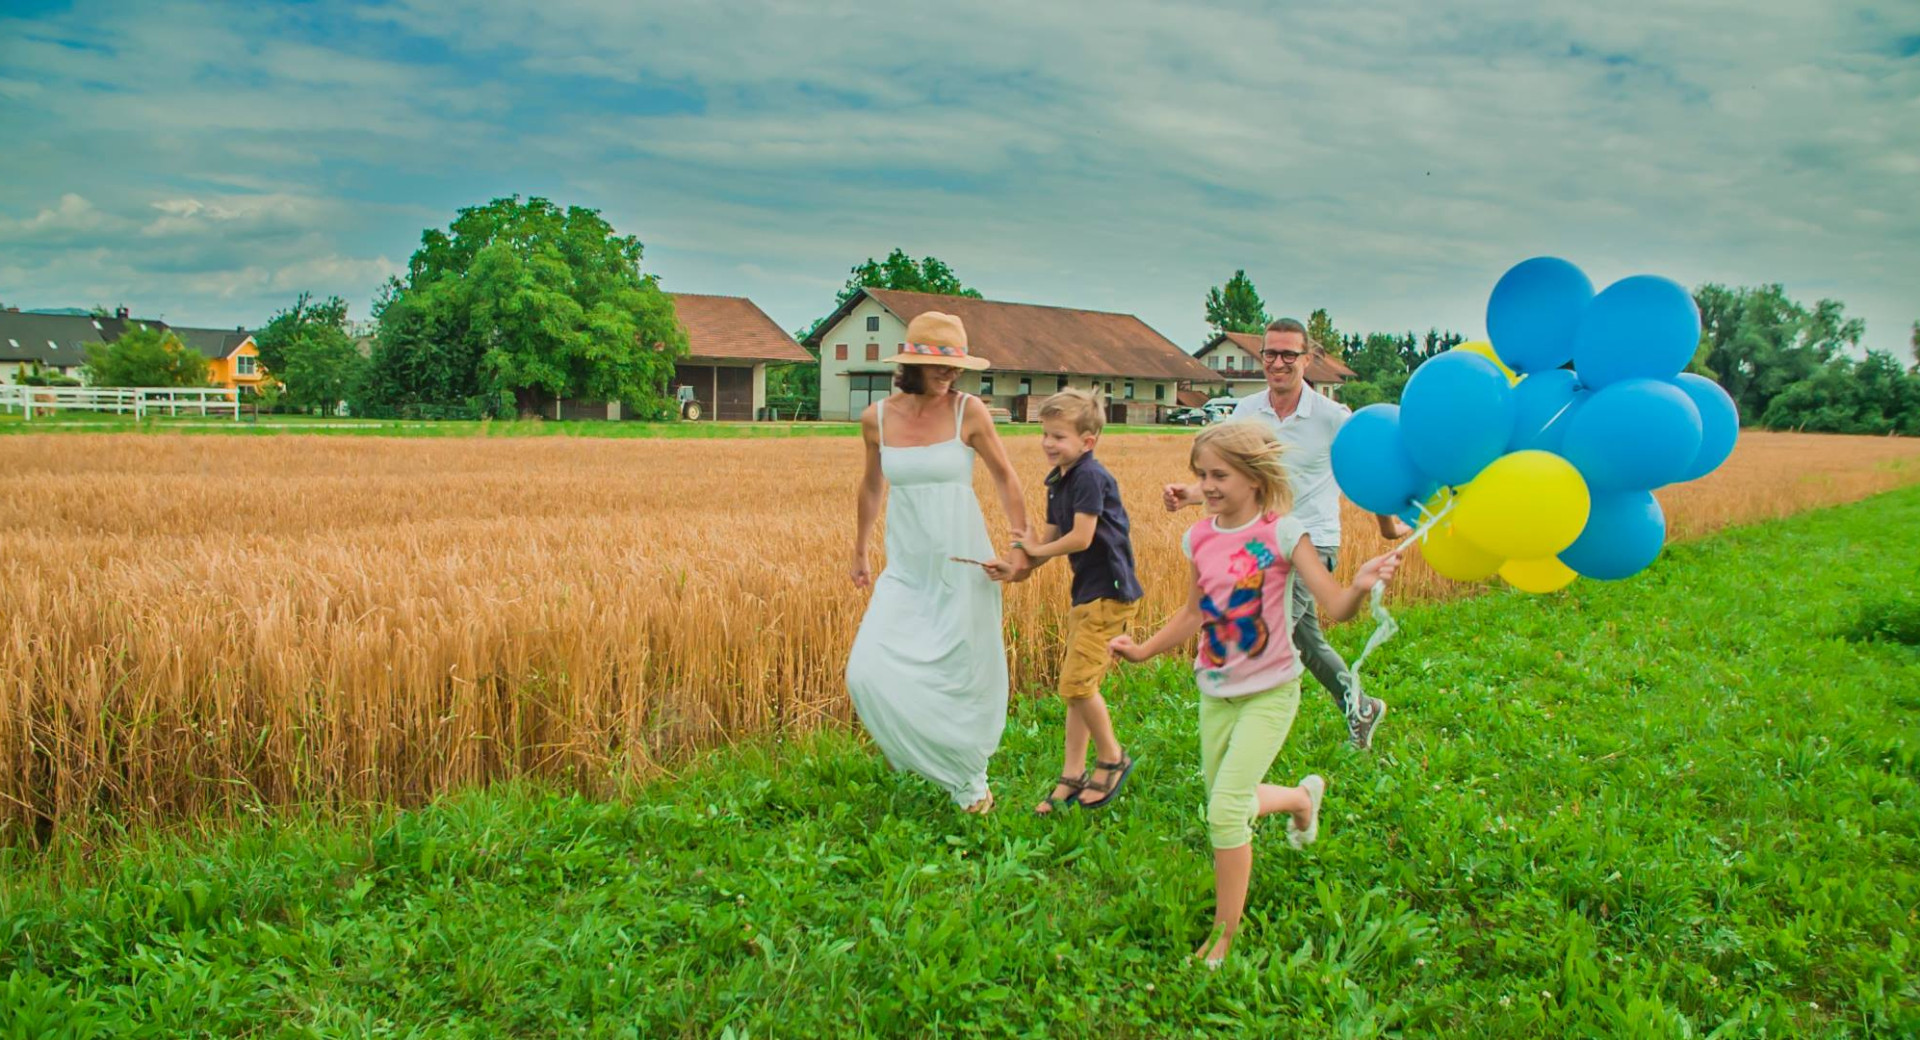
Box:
[866,344,879,361]
[980,375,994,397]
[1105,382,1114,396]
[1155,384,1166,401]
[1125,381,1135,400]
[1017,377,1031,396]
[237,355,258,376]
[835,344,848,361]
[866,315,880,332]
[1056,375,1068,392]
[848,372,891,414]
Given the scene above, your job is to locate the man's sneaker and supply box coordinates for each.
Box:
[1347,694,1387,750]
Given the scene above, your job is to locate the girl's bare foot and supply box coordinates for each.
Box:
[963,789,995,814]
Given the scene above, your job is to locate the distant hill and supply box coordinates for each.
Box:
[24,307,94,316]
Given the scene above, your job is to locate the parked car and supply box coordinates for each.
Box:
[1202,400,1238,424]
[1167,406,1209,426]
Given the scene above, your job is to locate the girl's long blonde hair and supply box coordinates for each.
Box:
[1191,420,1294,516]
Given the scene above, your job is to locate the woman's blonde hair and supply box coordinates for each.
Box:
[1190,420,1294,515]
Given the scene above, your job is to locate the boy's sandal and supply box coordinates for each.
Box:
[1035,774,1087,816]
[1075,754,1136,809]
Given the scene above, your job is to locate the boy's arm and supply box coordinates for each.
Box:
[1019,514,1095,561]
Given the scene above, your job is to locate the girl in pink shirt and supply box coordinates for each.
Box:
[1111,421,1401,967]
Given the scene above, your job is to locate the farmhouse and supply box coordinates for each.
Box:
[1193,331,1356,401]
[169,326,267,390]
[807,288,1222,423]
[0,307,190,384]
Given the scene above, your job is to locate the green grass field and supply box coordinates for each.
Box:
[4,489,1916,1038]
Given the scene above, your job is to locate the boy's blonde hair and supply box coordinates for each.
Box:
[1191,420,1294,515]
[1037,387,1104,436]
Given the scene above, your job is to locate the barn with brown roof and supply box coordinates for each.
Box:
[667,293,813,421]
[806,288,1222,423]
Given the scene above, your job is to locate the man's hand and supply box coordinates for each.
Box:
[1162,482,1200,513]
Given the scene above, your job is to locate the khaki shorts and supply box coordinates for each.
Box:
[1058,598,1140,700]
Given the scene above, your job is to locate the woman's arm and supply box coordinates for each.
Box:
[851,404,886,588]
[1110,566,1205,663]
[1290,536,1401,623]
[964,395,1032,572]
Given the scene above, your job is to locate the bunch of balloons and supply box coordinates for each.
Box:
[1331,257,1739,593]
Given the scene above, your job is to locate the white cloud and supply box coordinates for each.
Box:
[1,0,1915,352]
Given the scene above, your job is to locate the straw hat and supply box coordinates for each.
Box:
[887,311,991,370]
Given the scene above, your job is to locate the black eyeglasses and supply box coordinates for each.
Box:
[1259,350,1308,365]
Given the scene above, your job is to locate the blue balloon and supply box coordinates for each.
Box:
[1486,257,1595,375]
[1671,373,1739,482]
[1508,368,1583,452]
[1560,378,1703,492]
[1572,275,1702,389]
[1331,404,1435,516]
[1399,352,1516,487]
[1558,489,1666,580]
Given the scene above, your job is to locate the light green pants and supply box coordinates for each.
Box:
[1199,679,1302,849]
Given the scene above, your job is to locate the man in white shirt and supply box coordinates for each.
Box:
[1164,318,1407,749]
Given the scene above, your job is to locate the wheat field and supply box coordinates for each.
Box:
[3,429,1916,839]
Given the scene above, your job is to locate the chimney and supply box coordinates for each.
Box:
[115,306,129,319]
[235,325,245,332]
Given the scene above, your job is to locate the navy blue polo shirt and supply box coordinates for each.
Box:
[1044,453,1144,606]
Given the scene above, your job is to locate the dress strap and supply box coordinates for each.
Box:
[952,392,967,440]
[875,398,886,444]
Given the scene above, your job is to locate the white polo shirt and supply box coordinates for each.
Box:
[1230,385,1352,550]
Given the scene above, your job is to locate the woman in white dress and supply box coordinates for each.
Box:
[847,311,1032,814]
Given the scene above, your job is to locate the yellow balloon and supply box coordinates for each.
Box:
[1453,450,1591,560]
[1412,490,1503,581]
[1500,556,1577,593]
[1453,340,1519,385]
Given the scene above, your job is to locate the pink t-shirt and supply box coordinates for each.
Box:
[1182,512,1311,698]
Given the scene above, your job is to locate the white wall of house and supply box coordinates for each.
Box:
[817,298,909,421]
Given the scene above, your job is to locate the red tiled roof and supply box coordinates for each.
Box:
[1177,389,1213,408]
[1201,331,1356,385]
[838,288,1221,383]
[670,293,812,363]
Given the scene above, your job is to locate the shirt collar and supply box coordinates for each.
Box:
[1256,385,1318,420]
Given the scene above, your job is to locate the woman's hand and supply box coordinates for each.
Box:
[1353,549,1402,590]
[850,549,873,589]
[981,558,1018,582]
[1108,634,1147,663]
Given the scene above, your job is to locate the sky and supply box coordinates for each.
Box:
[2,0,1916,355]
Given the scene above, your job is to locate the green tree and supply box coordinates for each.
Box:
[1306,309,1342,354]
[257,293,366,412]
[84,327,209,387]
[1910,320,1918,371]
[362,196,685,419]
[1203,270,1269,338]
[1694,283,1863,421]
[835,249,982,308]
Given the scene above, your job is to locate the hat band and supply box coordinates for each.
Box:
[904,341,967,359]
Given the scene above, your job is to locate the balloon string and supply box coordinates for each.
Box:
[1343,492,1456,714]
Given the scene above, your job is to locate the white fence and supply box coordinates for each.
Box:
[0,385,241,420]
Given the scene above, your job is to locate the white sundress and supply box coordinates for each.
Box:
[846,393,1009,806]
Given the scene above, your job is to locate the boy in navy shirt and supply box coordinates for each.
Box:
[991,389,1144,814]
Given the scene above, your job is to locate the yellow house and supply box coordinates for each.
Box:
[171,326,269,389]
